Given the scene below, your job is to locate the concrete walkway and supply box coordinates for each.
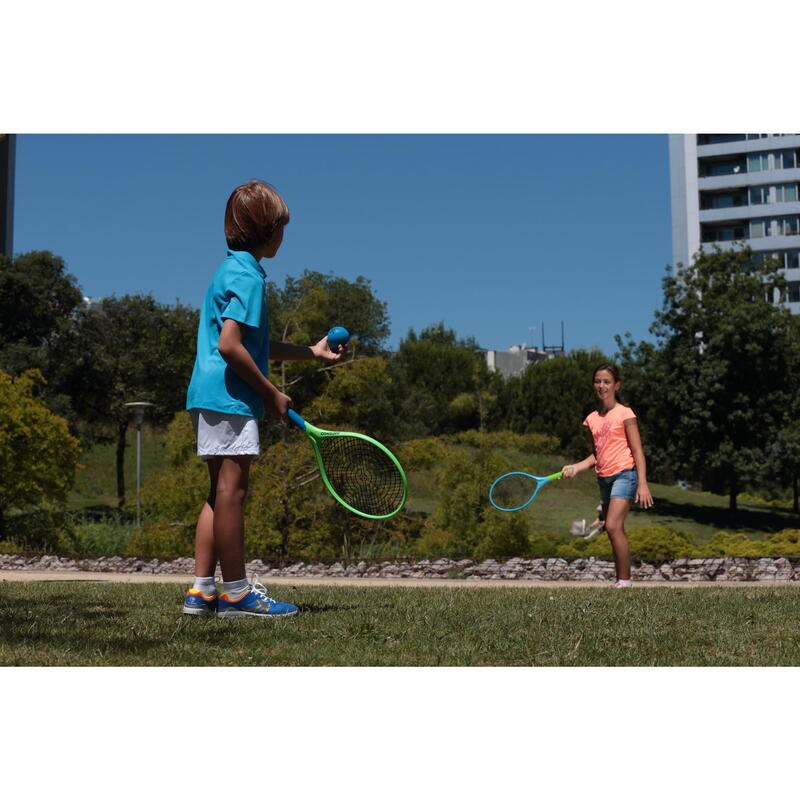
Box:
[0,569,792,588]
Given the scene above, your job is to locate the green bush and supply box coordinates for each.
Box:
[448,429,560,455]
[396,437,449,470]
[575,525,698,560]
[127,520,195,558]
[60,517,137,556]
[3,509,74,552]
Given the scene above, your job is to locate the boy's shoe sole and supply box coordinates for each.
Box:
[183,605,216,616]
[217,607,298,619]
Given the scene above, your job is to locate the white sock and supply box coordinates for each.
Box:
[193,576,217,594]
[616,579,633,586]
[222,578,250,598]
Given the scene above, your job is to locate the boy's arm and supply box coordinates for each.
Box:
[624,418,654,508]
[218,319,292,419]
[269,336,347,363]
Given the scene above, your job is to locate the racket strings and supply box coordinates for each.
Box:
[490,474,539,511]
[317,434,405,516]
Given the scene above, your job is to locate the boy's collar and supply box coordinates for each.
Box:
[227,249,266,276]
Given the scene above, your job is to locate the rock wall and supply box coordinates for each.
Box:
[2,553,799,582]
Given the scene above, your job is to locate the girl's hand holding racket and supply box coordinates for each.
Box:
[561,465,578,479]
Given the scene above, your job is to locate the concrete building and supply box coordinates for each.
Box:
[0,134,15,257]
[669,134,800,312]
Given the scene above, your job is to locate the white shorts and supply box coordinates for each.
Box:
[190,409,260,461]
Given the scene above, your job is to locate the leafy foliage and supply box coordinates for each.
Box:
[0,369,80,545]
[616,247,800,513]
[492,349,609,458]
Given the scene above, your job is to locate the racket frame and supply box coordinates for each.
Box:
[488,470,563,512]
[287,409,408,519]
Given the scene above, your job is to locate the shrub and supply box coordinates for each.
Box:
[575,525,698,560]
[127,520,194,558]
[448,429,560,455]
[396,437,448,470]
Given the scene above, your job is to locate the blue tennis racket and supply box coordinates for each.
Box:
[489,470,563,512]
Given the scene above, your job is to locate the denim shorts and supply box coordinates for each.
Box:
[597,467,638,506]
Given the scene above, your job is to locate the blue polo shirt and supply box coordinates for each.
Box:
[186,250,270,419]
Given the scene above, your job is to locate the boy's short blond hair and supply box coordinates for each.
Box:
[224,180,290,251]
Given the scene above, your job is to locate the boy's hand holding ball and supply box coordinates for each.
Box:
[311,326,350,362]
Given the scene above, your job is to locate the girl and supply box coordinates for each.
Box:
[182,180,345,618]
[562,363,653,588]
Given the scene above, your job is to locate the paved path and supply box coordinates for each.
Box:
[0,569,792,588]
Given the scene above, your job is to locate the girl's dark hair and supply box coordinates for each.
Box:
[593,363,622,384]
[224,180,290,251]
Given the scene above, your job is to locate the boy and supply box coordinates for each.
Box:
[183,180,345,618]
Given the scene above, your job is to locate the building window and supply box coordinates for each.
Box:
[786,282,800,303]
[787,251,800,269]
[700,158,746,177]
[701,190,748,209]
[748,153,769,172]
[749,186,770,205]
[775,150,798,170]
[750,220,768,238]
[779,217,800,235]
[776,183,799,202]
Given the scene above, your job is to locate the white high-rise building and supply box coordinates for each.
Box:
[669,134,800,312]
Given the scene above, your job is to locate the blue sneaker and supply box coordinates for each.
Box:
[183,587,219,616]
[217,578,298,619]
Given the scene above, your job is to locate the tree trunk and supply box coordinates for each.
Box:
[728,474,738,522]
[116,420,128,510]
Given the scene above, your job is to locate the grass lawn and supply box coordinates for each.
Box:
[3,581,800,666]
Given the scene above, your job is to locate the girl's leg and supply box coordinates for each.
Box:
[211,455,253,582]
[193,459,221,580]
[604,498,632,581]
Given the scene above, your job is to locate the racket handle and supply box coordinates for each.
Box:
[546,471,563,481]
[287,409,305,430]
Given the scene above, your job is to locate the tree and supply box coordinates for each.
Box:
[70,295,199,508]
[0,370,80,542]
[267,271,391,409]
[492,349,608,458]
[0,251,85,422]
[618,246,796,516]
[390,322,493,437]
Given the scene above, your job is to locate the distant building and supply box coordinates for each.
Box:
[0,134,15,257]
[485,344,565,379]
[669,134,800,311]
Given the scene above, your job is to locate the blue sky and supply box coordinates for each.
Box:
[13,134,672,355]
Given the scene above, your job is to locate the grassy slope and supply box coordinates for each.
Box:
[3,581,800,666]
[407,450,800,544]
[69,425,168,513]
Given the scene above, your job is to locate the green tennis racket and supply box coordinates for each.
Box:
[287,409,408,519]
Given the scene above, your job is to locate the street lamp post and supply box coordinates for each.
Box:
[124,402,154,525]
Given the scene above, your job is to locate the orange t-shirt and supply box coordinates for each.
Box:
[582,404,637,477]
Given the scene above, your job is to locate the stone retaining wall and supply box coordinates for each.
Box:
[2,553,799,582]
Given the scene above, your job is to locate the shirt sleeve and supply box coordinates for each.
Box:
[620,406,637,421]
[221,270,264,329]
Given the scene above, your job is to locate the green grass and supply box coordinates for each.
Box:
[3,581,800,666]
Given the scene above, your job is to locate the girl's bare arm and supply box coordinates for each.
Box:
[624,418,653,508]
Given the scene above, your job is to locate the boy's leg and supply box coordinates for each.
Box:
[212,455,253,583]
[193,459,221,579]
[604,498,631,581]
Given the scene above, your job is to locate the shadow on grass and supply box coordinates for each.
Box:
[0,591,163,657]
[651,497,800,533]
